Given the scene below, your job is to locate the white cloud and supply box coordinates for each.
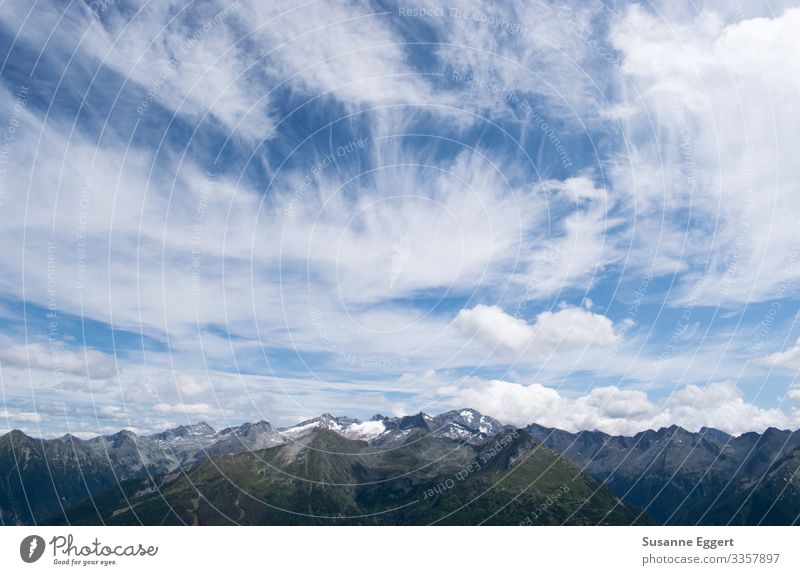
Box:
[0,410,42,423]
[530,305,620,348]
[0,87,556,373]
[0,1,623,382]
[445,379,799,435]
[427,0,617,124]
[176,374,212,397]
[1,0,272,139]
[1,0,798,439]
[455,303,620,355]
[241,0,442,109]
[276,148,547,305]
[762,338,800,370]
[454,304,535,353]
[609,6,800,304]
[515,176,621,300]
[98,405,126,420]
[154,402,226,420]
[0,343,115,379]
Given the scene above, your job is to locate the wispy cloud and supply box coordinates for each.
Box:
[608,5,800,304]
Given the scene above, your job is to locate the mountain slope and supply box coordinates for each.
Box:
[703,444,800,525]
[526,423,800,525]
[57,428,648,526]
[7,411,800,526]
[0,429,177,525]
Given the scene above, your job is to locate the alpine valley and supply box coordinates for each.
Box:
[1,409,798,526]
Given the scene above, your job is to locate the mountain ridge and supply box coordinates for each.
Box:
[52,426,648,526]
[4,409,793,446]
[3,409,800,525]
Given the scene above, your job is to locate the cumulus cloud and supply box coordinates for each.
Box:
[455,303,620,354]
[531,306,620,348]
[454,304,535,353]
[444,379,799,436]
[762,338,800,370]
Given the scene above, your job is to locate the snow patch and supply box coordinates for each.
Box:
[280,421,320,436]
[345,420,386,438]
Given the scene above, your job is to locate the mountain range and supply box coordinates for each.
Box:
[1,409,798,525]
[526,422,800,525]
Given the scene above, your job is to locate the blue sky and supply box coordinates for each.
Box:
[1,0,800,437]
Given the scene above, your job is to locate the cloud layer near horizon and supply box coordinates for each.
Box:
[443,379,800,436]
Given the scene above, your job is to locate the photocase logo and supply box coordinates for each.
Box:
[20,535,46,563]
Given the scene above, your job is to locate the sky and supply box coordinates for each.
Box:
[1,0,800,437]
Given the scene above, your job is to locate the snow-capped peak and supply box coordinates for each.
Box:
[341,420,387,439]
